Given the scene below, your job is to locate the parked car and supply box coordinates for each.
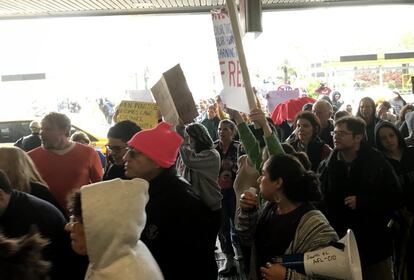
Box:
[0,120,107,152]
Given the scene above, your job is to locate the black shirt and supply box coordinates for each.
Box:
[255,202,314,274]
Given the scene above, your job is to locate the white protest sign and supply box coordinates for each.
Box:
[211,0,256,113]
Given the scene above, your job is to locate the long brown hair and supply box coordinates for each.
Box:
[0,147,47,193]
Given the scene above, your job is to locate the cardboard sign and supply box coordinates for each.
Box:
[211,0,256,113]
[116,101,159,129]
[151,64,198,125]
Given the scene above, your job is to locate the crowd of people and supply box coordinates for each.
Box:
[0,89,413,280]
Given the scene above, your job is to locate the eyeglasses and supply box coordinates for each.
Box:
[105,145,128,153]
[330,131,353,137]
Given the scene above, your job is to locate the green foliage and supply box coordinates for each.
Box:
[306,80,322,98]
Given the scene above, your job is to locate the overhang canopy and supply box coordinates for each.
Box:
[0,0,411,19]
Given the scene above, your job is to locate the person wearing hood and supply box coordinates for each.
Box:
[375,121,414,280]
[175,122,222,278]
[65,178,164,280]
[331,91,344,112]
[404,110,414,146]
[123,122,216,280]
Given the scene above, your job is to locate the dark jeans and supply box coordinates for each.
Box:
[218,187,239,256]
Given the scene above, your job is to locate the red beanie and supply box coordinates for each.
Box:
[127,122,183,168]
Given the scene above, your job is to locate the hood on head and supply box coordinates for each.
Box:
[80,178,149,269]
[374,121,406,151]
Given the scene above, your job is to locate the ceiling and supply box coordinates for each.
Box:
[0,0,411,19]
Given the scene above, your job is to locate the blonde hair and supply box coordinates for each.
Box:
[0,147,47,193]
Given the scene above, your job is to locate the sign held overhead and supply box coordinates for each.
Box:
[211,0,256,113]
[151,64,198,125]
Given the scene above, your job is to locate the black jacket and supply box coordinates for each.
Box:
[14,133,41,152]
[102,161,127,181]
[0,191,88,280]
[374,121,414,214]
[289,136,330,171]
[318,144,402,267]
[141,167,217,280]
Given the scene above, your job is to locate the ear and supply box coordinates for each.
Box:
[355,134,364,142]
[273,177,283,190]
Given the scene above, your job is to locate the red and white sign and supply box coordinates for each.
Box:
[211,1,256,113]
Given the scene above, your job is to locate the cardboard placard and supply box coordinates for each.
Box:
[151,64,198,125]
[116,100,159,129]
[211,0,256,113]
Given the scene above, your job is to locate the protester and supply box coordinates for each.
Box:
[238,154,338,280]
[123,122,216,279]
[65,179,164,280]
[177,125,221,208]
[376,101,397,123]
[214,119,242,276]
[28,112,102,209]
[319,116,402,280]
[0,147,61,212]
[176,122,222,278]
[14,120,42,152]
[70,131,106,168]
[0,230,50,280]
[389,89,407,115]
[356,97,381,147]
[334,110,350,121]
[201,104,221,141]
[396,104,414,138]
[0,170,87,280]
[103,120,141,181]
[331,91,344,112]
[375,121,414,279]
[287,111,332,171]
[229,107,285,275]
[312,100,334,148]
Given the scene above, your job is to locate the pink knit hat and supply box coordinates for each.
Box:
[127,122,183,168]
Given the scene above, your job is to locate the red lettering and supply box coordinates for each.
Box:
[236,61,242,87]
[228,61,236,86]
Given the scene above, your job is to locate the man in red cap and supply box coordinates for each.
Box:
[124,122,217,280]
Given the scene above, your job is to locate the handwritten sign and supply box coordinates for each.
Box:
[151,64,198,125]
[211,0,256,113]
[116,101,158,129]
